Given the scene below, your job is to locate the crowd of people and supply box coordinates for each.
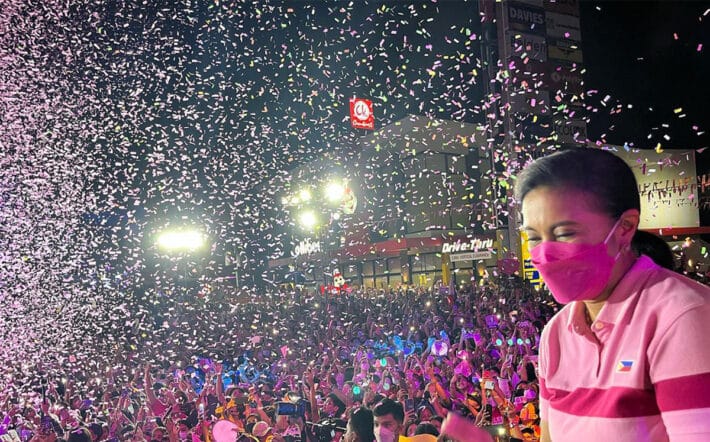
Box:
[0,276,553,442]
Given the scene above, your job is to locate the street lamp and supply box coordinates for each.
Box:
[156,228,206,252]
[298,210,318,230]
[299,188,312,202]
[325,181,345,203]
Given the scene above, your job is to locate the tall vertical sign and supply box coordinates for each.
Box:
[520,231,543,288]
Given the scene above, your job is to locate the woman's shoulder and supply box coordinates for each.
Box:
[641,262,710,308]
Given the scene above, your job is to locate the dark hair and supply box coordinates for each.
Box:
[631,230,675,270]
[67,428,93,442]
[415,422,440,437]
[373,398,404,425]
[88,423,104,438]
[327,393,347,417]
[515,148,640,219]
[348,407,375,442]
[521,427,535,435]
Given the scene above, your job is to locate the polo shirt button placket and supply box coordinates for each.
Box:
[591,322,605,376]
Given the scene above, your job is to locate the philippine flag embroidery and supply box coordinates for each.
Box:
[617,360,634,373]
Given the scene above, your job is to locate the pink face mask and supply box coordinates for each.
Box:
[531,219,623,304]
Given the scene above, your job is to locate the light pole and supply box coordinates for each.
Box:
[155,227,207,285]
[225,247,240,289]
[285,178,354,291]
[156,229,205,252]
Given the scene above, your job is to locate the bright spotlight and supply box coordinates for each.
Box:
[298,211,318,230]
[325,181,345,202]
[299,188,312,202]
[157,229,205,252]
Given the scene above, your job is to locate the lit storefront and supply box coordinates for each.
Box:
[266,115,500,291]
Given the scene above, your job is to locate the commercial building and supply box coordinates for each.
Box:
[267,115,501,290]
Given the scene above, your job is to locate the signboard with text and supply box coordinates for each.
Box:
[510,89,551,116]
[520,231,544,288]
[611,147,699,229]
[450,250,493,262]
[508,31,548,62]
[548,39,583,63]
[545,11,581,41]
[552,119,587,144]
[292,238,321,257]
[350,97,374,130]
[543,0,580,16]
[442,238,495,254]
[507,2,546,35]
[547,62,584,95]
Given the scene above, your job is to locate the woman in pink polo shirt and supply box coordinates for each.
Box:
[515,147,710,442]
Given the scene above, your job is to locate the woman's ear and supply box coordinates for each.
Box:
[618,209,640,244]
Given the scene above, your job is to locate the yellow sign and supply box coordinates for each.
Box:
[441,253,451,286]
[520,231,543,288]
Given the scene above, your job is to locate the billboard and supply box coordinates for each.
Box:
[520,231,543,288]
[508,31,548,62]
[610,147,699,229]
[350,98,374,130]
[547,62,584,94]
[545,11,582,41]
[552,119,587,144]
[450,251,493,262]
[543,0,580,16]
[509,89,551,116]
[507,2,546,35]
[547,39,583,63]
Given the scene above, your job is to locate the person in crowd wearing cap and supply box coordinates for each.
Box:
[218,399,246,432]
[515,147,710,441]
[250,421,272,442]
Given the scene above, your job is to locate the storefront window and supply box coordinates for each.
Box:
[374,259,387,275]
[362,261,375,276]
[387,257,401,273]
[453,268,474,286]
[374,276,388,289]
[410,253,439,273]
[453,260,474,270]
[363,276,375,289]
[410,271,443,286]
[343,263,359,278]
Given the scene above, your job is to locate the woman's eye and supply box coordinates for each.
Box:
[555,232,575,240]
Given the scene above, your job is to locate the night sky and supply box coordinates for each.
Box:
[581,1,708,155]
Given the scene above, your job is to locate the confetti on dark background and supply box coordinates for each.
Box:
[0,0,707,393]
